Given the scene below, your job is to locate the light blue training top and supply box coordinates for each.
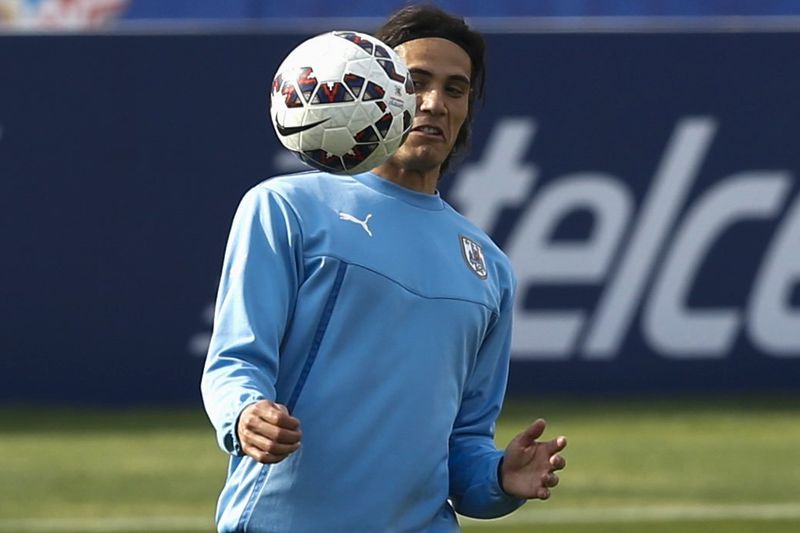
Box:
[202,171,524,532]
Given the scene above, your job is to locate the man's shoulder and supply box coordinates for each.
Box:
[253,171,353,201]
[441,201,516,290]
[442,202,508,262]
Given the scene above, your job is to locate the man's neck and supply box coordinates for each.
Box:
[371,161,440,195]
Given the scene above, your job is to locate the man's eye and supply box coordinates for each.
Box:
[447,86,466,96]
[412,80,424,90]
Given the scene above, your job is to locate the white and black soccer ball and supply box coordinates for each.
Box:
[270,31,416,175]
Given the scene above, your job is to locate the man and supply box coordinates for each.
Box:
[202,5,567,532]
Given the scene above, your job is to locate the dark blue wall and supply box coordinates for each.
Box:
[1,31,798,404]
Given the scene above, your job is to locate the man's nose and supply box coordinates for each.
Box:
[418,89,446,114]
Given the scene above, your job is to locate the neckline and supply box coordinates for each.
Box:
[353,172,445,211]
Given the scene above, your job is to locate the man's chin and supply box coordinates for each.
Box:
[392,146,447,172]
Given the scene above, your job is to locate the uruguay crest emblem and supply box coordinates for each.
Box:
[459,235,488,280]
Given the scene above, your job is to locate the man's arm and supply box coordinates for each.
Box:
[448,280,566,518]
[200,185,303,460]
[448,282,524,519]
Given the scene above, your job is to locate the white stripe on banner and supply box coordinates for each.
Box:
[1,503,799,532]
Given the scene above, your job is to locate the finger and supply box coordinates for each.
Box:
[537,487,551,500]
[247,399,275,415]
[256,403,301,430]
[550,454,567,471]
[240,428,272,452]
[241,430,301,456]
[260,423,303,445]
[241,431,301,465]
[240,409,302,445]
[542,472,559,488]
[243,416,302,445]
[519,419,546,446]
[244,447,293,465]
[545,435,567,455]
[246,400,284,419]
[242,401,281,429]
[256,439,301,457]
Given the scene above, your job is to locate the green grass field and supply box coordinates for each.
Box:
[1,395,798,532]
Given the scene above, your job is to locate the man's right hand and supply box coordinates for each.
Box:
[237,400,302,464]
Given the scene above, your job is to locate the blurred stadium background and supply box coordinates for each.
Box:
[1,1,799,531]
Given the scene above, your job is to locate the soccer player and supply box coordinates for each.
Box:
[201,5,567,532]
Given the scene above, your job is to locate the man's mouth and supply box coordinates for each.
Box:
[410,125,445,140]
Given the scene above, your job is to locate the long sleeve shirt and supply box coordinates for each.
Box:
[202,171,524,532]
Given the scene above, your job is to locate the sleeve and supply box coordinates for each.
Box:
[448,274,526,519]
[200,185,303,456]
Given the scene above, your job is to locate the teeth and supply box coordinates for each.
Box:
[417,126,441,134]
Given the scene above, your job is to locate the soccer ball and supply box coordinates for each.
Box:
[270,31,416,175]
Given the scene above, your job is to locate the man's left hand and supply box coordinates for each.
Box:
[500,418,567,500]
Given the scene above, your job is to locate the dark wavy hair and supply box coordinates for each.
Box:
[376,4,486,175]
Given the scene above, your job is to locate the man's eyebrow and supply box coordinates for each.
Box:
[409,67,433,77]
[448,74,471,86]
[409,68,471,86]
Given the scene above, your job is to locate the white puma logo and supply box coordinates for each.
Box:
[339,212,373,237]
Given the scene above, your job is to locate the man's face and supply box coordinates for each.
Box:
[389,37,472,172]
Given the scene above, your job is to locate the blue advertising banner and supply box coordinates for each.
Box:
[1,31,798,404]
[120,1,800,19]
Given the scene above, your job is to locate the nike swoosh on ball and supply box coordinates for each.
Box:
[275,117,331,136]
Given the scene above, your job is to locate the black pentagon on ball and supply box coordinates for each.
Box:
[334,31,374,55]
[355,124,379,143]
[405,74,414,95]
[374,112,393,138]
[299,149,346,172]
[343,143,379,170]
[272,73,283,96]
[296,67,318,102]
[374,44,390,58]
[344,73,365,98]
[403,110,412,132]
[362,81,385,102]
[377,59,405,83]
[312,81,354,104]
[277,82,303,108]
